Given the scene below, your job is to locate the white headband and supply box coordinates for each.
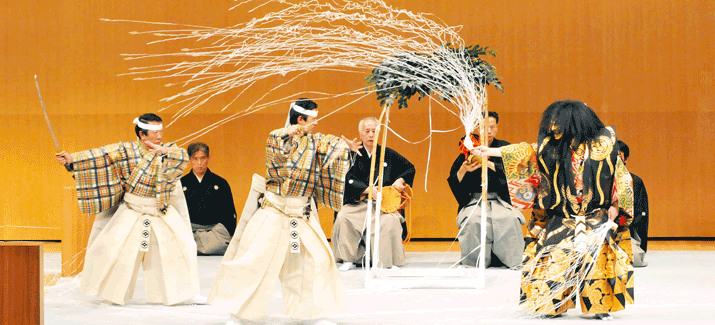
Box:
[133,117,163,131]
[290,102,318,117]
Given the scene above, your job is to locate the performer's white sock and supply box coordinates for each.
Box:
[225,314,241,325]
[183,294,208,305]
[338,262,354,271]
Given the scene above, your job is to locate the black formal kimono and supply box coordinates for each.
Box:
[447,137,511,211]
[181,169,237,254]
[342,146,416,204]
[629,173,649,251]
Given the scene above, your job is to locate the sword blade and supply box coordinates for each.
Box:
[34,75,62,152]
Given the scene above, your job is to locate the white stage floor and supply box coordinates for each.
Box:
[44,250,715,324]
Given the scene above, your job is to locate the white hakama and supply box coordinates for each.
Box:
[208,192,346,320]
[80,191,199,305]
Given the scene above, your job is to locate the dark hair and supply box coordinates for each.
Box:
[288,98,318,125]
[538,100,604,154]
[134,113,163,138]
[617,140,629,160]
[487,111,499,124]
[187,142,209,158]
[537,100,605,191]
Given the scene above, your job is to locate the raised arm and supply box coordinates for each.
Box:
[65,142,130,215]
[471,146,502,158]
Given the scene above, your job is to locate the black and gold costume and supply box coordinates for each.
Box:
[500,126,635,315]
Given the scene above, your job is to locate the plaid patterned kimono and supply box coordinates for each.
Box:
[70,141,199,305]
[500,127,635,316]
[71,141,187,215]
[209,129,350,320]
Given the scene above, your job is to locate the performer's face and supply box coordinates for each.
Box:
[298,115,317,133]
[360,119,377,149]
[549,122,563,140]
[475,117,498,144]
[190,150,209,175]
[485,117,498,144]
[140,121,163,145]
[618,151,628,164]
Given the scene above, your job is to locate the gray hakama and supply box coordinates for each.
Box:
[457,193,525,268]
[332,201,405,268]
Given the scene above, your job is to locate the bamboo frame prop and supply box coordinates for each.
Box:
[372,105,390,270]
[363,97,490,289]
[362,101,486,288]
[364,104,389,286]
[477,92,489,288]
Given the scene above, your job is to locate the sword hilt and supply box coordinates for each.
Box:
[55,152,73,172]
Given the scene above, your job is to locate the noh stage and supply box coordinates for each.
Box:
[43,248,715,324]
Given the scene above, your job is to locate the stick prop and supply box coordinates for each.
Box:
[35,75,71,171]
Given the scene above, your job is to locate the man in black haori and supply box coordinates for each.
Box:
[448,111,525,268]
[181,142,237,255]
[332,116,415,270]
[618,140,649,267]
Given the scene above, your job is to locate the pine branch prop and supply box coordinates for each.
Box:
[365,44,502,109]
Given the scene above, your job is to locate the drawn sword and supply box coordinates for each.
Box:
[35,75,72,171]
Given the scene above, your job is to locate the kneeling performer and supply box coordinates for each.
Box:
[332,117,415,270]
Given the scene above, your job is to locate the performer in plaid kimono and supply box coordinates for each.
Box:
[473,101,635,320]
[208,99,361,325]
[56,113,200,306]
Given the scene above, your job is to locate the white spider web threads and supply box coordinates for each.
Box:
[111,0,487,141]
[110,0,494,290]
[520,221,622,317]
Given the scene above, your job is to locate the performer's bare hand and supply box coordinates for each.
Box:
[363,186,378,199]
[471,146,487,157]
[461,160,481,172]
[56,151,73,165]
[341,136,363,156]
[608,205,618,222]
[392,178,407,192]
[471,146,501,157]
[286,125,304,136]
[144,140,169,155]
[456,159,481,182]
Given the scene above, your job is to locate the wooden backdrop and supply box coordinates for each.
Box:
[1,0,713,240]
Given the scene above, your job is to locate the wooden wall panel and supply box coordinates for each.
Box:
[0,242,44,325]
[1,0,713,240]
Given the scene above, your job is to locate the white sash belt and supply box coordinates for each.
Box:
[124,193,159,252]
[262,192,310,254]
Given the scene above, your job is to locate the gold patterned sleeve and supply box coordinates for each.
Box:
[500,142,541,210]
[527,209,550,239]
[614,157,635,227]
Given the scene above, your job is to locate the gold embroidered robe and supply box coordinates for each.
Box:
[500,126,635,315]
